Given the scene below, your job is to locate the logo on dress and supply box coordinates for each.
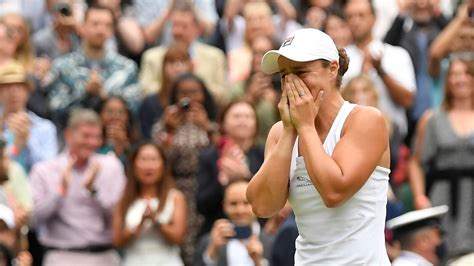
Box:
[281,36,295,47]
[296,176,313,187]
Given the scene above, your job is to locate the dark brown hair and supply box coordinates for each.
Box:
[117,142,175,220]
[321,48,350,88]
[442,59,474,111]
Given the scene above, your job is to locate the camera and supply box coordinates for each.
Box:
[54,2,72,17]
[178,97,191,111]
[233,225,252,240]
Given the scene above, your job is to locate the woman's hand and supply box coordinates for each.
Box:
[186,102,210,130]
[162,105,183,132]
[278,78,296,134]
[286,74,324,132]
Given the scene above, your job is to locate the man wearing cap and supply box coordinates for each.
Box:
[247,27,391,265]
[387,205,449,266]
[0,61,58,172]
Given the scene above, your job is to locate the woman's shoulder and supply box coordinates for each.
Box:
[343,105,388,138]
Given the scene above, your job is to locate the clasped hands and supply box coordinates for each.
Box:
[278,74,324,133]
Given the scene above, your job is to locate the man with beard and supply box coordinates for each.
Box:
[47,5,139,130]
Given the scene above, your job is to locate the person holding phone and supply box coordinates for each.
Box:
[246,28,391,264]
[195,178,272,266]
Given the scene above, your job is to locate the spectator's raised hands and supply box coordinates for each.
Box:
[206,219,235,260]
[246,235,264,266]
[7,112,31,152]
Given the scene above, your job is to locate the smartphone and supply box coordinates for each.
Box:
[233,225,252,240]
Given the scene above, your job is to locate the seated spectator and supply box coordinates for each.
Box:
[139,42,192,139]
[48,5,140,130]
[197,100,264,236]
[195,178,273,266]
[139,2,226,105]
[409,58,474,257]
[0,199,32,266]
[0,61,58,172]
[387,205,449,265]
[30,109,126,266]
[97,96,136,166]
[270,211,297,266]
[343,0,417,140]
[151,73,217,265]
[112,142,187,266]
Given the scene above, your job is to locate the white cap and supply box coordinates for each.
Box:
[261,28,339,74]
[386,205,449,232]
[0,204,15,229]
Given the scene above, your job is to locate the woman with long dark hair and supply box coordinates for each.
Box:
[112,142,187,265]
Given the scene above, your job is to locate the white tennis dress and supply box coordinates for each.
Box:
[288,101,391,265]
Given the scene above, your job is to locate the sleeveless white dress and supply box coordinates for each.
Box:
[123,189,183,266]
[288,101,391,265]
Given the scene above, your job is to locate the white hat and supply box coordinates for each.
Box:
[261,28,339,74]
[387,205,449,235]
[0,204,15,229]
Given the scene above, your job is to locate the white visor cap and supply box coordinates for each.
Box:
[261,28,339,75]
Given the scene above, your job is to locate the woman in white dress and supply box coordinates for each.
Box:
[112,142,187,265]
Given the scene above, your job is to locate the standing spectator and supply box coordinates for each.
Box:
[48,5,140,130]
[0,14,34,71]
[195,178,273,266]
[133,0,218,47]
[32,0,82,61]
[409,59,474,257]
[343,0,417,140]
[139,2,226,105]
[30,109,125,266]
[384,0,448,142]
[151,73,217,265]
[138,42,193,139]
[0,22,16,66]
[90,0,145,60]
[428,3,474,108]
[0,61,57,172]
[197,100,264,236]
[112,142,187,266]
[322,8,352,48]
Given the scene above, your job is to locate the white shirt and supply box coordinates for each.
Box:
[392,251,433,266]
[343,40,417,137]
[288,101,391,265]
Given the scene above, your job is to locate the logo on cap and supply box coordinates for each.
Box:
[281,36,294,48]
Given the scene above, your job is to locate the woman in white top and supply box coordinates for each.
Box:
[246,28,391,265]
[112,142,187,265]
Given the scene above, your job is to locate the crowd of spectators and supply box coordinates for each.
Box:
[0,0,472,265]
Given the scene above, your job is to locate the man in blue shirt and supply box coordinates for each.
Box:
[0,61,58,172]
